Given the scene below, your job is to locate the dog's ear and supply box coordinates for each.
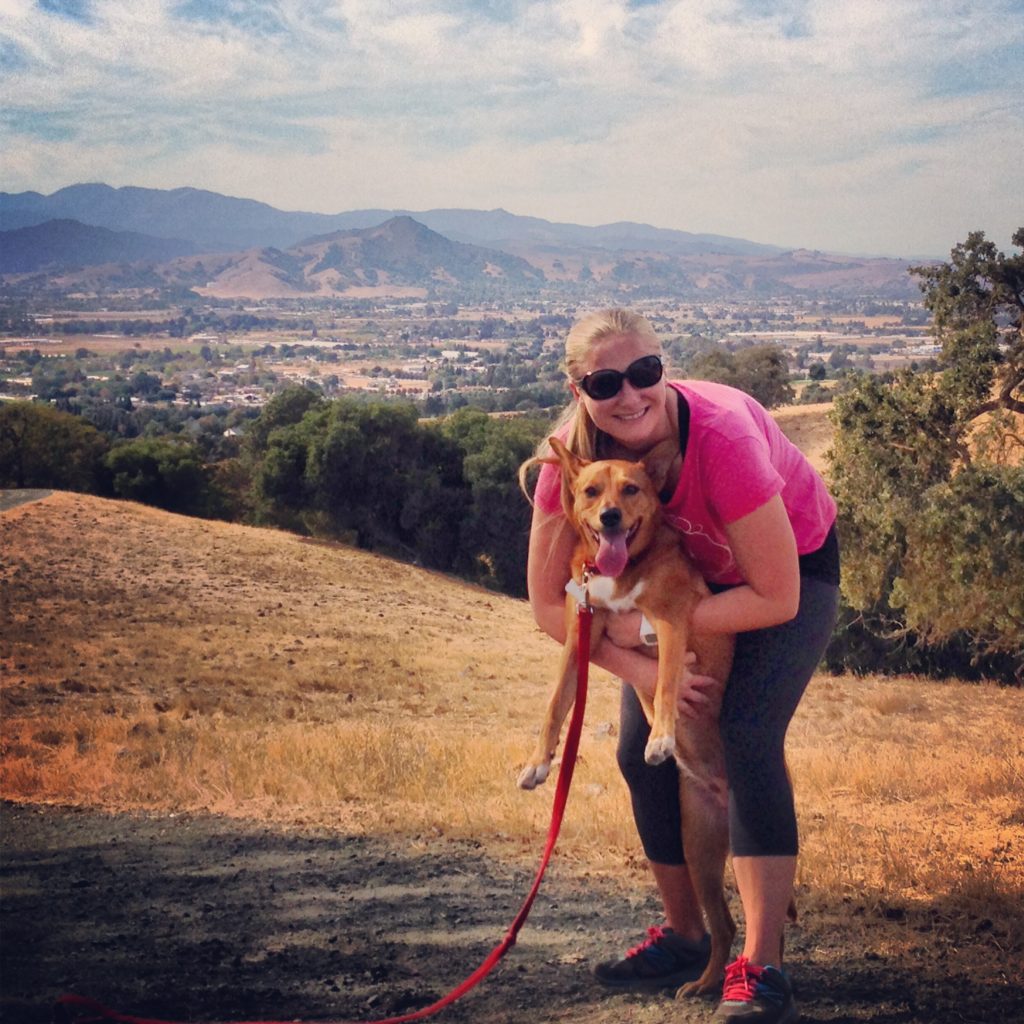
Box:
[546,436,588,482]
[640,438,679,494]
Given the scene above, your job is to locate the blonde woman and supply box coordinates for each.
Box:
[522,309,839,1024]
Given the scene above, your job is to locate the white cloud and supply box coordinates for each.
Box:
[1,0,1021,255]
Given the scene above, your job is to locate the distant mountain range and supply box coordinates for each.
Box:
[0,183,784,257]
[0,183,922,299]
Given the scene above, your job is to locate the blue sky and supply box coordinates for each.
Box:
[2,0,1022,257]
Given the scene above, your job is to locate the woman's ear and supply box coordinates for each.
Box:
[568,380,581,400]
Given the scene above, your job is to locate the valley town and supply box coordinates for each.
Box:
[0,294,940,419]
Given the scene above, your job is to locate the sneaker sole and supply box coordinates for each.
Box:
[711,998,800,1022]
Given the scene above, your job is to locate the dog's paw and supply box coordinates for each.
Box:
[675,974,717,999]
[644,734,676,766]
[517,762,550,790]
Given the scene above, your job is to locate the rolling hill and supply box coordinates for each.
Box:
[148,215,544,299]
[0,218,197,274]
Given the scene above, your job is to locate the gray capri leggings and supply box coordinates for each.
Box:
[617,574,839,862]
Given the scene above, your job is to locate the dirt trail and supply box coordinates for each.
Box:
[0,490,52,513]
[4,802,1020,1024]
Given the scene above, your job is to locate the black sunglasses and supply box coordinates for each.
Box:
[577,354,664,401]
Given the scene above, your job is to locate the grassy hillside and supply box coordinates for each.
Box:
[1,490,1021,986]
[772,402,835,473]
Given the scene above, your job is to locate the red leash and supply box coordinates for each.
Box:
[57,605,594,1024]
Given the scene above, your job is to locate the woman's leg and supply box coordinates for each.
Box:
[719,576,839,965]
[730,855,797,965]
[595,684,714,990]
[617,683,705,941]
[649,863,706,943]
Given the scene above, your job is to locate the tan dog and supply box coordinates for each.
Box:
[518,436,736,997]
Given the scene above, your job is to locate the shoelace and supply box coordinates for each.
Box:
[721,956,766,1002]
[626,924,668,959]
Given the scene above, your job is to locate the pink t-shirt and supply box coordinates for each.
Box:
[534,380,837,585]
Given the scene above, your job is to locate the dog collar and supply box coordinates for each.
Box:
[565,578,589,609]
[566,563,604,612]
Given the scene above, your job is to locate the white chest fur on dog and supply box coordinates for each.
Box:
[586,575,646,612]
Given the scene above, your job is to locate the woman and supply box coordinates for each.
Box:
[522,309,839,1024]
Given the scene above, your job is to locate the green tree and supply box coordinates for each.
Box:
[686,347,735,386]
[0,402,109,491]
[914,228,1024,443]
[733,345,795,409]
[104,437,227,518]
[244,385,325,457]
[129,370,163,397]
[308,401,469,568]
[828,347,851,371]
[828,229,1023,680]
[798,381,832,405]
[31,361,82,402]
[440,409,547,595]
[256,399,470,570]
[689,344,794,409]
[253,421,317,529]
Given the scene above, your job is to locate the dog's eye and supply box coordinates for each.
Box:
[583,485,600,498]
[621,484,640,496]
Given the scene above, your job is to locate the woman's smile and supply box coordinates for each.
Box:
[615,405,650,423]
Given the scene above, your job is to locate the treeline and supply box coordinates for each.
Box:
[247,388,545,593]
[0,390,545,596]
[0,401,241,520]
[34,310,315,338]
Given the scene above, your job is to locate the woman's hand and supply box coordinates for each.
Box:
[602,621,721,718]
[673,651,718,719]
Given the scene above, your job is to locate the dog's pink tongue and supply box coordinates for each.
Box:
[595,532,629,577]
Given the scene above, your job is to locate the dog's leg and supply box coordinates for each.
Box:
[518,599,598,790]
[641,614,687,766]
[674,773,735,997]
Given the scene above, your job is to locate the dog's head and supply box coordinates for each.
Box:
[546,436,677,578]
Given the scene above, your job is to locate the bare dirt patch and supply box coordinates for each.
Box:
[5,802,1022,1024]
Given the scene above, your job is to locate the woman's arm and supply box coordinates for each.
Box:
[690,493,801,636]
[525,503,577,645]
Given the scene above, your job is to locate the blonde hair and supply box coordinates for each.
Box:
[517,308,665,504]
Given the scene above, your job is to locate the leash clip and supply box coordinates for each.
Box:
[565,574,591,613]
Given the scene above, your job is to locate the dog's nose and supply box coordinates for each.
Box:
[600,507,622,529]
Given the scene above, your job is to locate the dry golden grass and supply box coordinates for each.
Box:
[772,403,835,474]
[2,491,1022,980]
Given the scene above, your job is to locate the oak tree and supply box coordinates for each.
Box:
[828,229,1023,680]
